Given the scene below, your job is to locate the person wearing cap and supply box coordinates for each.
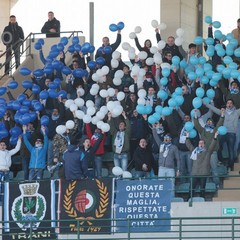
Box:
[23,125,48,180]
[0,136,22,181]
[157,133,180,198]
[186,131,219,198]
[231,18,240,46]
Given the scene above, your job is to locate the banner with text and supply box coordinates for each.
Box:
[115,179,171,232]
[3,181,56,240]
[59,178,113,234]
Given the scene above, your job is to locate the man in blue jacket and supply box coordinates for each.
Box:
[23,125,48,180]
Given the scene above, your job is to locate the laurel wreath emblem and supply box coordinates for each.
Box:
[63,179,109,226]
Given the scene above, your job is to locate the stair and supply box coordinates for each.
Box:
[213,163,240,201]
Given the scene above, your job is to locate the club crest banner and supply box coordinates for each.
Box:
[59,178,113,234]
[3,180,56,240]
[115,179,171,232]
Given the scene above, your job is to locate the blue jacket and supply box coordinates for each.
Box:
[23,134,48,169]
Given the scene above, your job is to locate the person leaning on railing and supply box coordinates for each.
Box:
[41,11,60,38]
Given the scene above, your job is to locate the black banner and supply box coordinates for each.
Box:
[3,181,56,240]
[59,178,113,234]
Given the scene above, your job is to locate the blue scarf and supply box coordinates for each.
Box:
[204,123,214,133]
[230,88,239,94]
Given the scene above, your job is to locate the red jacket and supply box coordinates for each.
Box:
[86,123,106,155]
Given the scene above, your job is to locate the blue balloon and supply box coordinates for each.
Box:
[38,39,45,45]
[203,97,211,104]
[168,98,177,108]
[34,42,42,50]
[82,42,91,51]
[188,72,197,81]
[222,68,232,79]
[205,37,214,45]
[52,60,62,70]
[212,21,221,29]
[7,100,14,110]
[22,80,33,89]
[217,48,225,57]
[21,113,31,125]
[39,90,49,100]
[162,107,172,116]
[175,95,184,106]
[33,68,44,77]
[206,89,215,99]
[229,38,238,47]
[43,66,54,75]
[189,56,199,66]
[192,97,202,109]
[145,105,153,115]
[0,128,8,139]
[223,56,233,65]
[194,36,203,45]
[195,67,204,77]
[48,82,58,90]
[33,102,43,111]
[229,62,238,70]
[175,87,183,95]
[212,72,222,82]
[48,89,58,99]
[19,106,29,114]
[117,21,125,30]
[109,23,118,32]
[155,105,163,114]
[58,90,67,99]
[32,84,41,94]
[218,126,227,135]
[72,36,79,45]
[190,109,201,118]
[205,16,212,24]
[216,64,225,73]
[231,69,240,79]
[7,81,18,89]
[157,90,168,100]
[74,44,82,52]
[14,112,22,123]
[136,104,145,114]
[19,67,31,76]
[189,129,197,138]
[214,30,223,40]
[41,115,50,126]
[103,46,112,54]
[209,79,218,87]
[148,115,157,124]
[9,136,18,146]
[22,99,31,107]
[172,56,180,65]
[73,68,84,78]
[60,37,68,46]
[203,63,212,72]
[17,94,26,103]
[160,77,168,86]
[57,42,64,51]
[62,66,72,75]
[234,48,240,58]
[162,68,170,77]
[226,33,234,41]
[0,87,7,96]
[0,98,6,105]
[68,45,75,53]
[29,111,37,121]
[196,87,205,98]
[184,121,194,131]
[180,59,188,69]
[88,61,97,70]
[88,45,95,54]
[198,56,206,65]
[96,57,105,65]
[49,50,59,59]
[10,126,22,136]
[206,47,214,57]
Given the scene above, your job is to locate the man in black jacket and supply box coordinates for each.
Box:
[41,11,60,38]
[2,15,24,74]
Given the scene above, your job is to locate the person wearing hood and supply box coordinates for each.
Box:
[23,125,48,180]
[41,11,60,38]
[203,98,240,171]
[2,15,24,74]
[132,138,154,178]
[186,131,219,198]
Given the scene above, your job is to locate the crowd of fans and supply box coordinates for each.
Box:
[1,14,240,199]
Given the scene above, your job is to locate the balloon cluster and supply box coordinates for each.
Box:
[109,22,125,32]
[112,166,132,178]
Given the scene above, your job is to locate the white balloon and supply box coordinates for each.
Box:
[122,42,131,51]
[138,68,146,77]
[112,105,123,116]
[175,37,183,46]
[138,51,148,60]
[158,23,167,30]
[96,111,105,120]
[158,40,166,50]
[100,106,108,114]
[70,103,78,112]
[91,116,100,125]
[101,123,110,132]
[99,89,108,98]
[117,92,125,101]
[129,84,135,93]
[92,73,100,82]
[87,106,96,116]
[65,99,74,108]
[151,19,159,28]
[138,89,147,98]
[113,77,122,86]
[161,62,171,69]
[74,98,84,107]
[134,26,142,34]
[111,59,119,68]
[137,97,146,105]
[66,120,75,129]
[112,166,123,176]
[92,83,100,90]
[128,47,136,53]
[146,57,154,66]
[75,110,85,119]
[83,114,92,123]
[56,125,67,135]
[122,171,132,178]
[150,46,158,54]
[114,70,124,78]
[128,52,135,60]
[90,88,99,96]
[86,100,94,108]
[176,28,184,37]
[107,101,115,111]
[97,120,104,129]
[129,32,137,39]
[96,69,103,77]
[77,88,85,96]
[131,65,140,75]
[112,51,121,60]
[153,52,163,64]
[101,65,109,75]
[107,88,115,97]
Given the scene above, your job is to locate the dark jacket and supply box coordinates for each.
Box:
[133,146,153,172]
[3,22,24,46]
[41,17,60,38]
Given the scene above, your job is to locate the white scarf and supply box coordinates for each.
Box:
[190,147,205,160]
[160,143,172,157]
[114,131,125,154]
[179,127,187,144]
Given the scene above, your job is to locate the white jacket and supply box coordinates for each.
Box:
[0,139,21,171]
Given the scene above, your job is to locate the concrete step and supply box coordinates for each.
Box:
[216,189,240,199]
[233,163,240,171]
[212,195,240,201]
[223,180,240,188]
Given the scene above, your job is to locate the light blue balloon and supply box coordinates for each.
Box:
[198,56,207,65]
[218,126,227,135]
[217,64,225,73]
[200,76,209,84]
[175,87,183,95]
[192,97,202,109]
[214,30,223,40]
[189,129,197,138]
[157,90,168,100]
[172,56,180,65]
[229,38,238,47]
[205,37,214,45]
[206,70,214,79]
[153,113,161,121]
[195,67,204,77]
[222,68,232,79]
[203,97,211,104]
[194,36,203,45]
[145,105,153,115]
[168,98,177,108]
[209,79,218,87]
[160,77,168,86]
[180,59,188,69]
[184,121,194,131]
[205,16,212,24]
[234,48,240,58]
[226,33,234,40]
[190,56,199,65]
[206,47,215,57]
[188,72,197,81]
[215,44,223,51]
[190,109,201,118]
[212,21,221,29]
[136,104,145,114]
[206,89,215,99]
[148,115,158,124]
[196,87,205,98]
[175,95,184,106]
[217,48,225,57]
[231,69,240,79]
[162,107,172,116]
[226,48,234,56]
[229,62,238,70]
[185,66,194,75]
[203,63,212,72]
[223,56,233,65]
[212,72,222,82]
[155,105,163,114]
[162,68,171,77]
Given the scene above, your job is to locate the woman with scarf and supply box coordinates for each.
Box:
[186,131,219,198]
